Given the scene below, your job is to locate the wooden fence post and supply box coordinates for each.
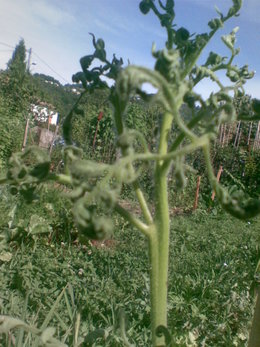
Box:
[236,124,242,148]
[233,121,241,147]
[219,124,223,146]
[22,118,30,151]
[221,124,227,147]
[215,124,220,148]
[226,124,231,146]
[193,175,201,210]
[247,122,253,146]
[253,121,260,151]
[93,122,99,150]
[49,125,59,155]
[211,166,223,201]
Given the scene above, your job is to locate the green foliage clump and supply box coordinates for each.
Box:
[6,39,27,86]
[0,40,32,169]
[0,90,25,169]
[0,183,75,250]
[0,214,259,346]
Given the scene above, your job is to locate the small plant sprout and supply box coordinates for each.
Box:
[1,0,260,346]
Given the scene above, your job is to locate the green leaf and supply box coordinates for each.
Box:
[226,69,239,82]
[139,0,151,15]
[40,286,67,331]
[215,5,223,19]
[175,27,190,43]
[204,52,226,67]
[41,327,56,344]
[0,252,12,262]
[30,162,50,180]
[221,27,239,51]
[208,18,223,30]
[0,316,26,334]
[252,98,260,116]
[80,55,93,72]
[228,0,242,17]
[28,215,51,235]
[96,38,105,50]
[84,328,106,346]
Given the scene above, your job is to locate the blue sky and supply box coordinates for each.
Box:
[0,0,259,99]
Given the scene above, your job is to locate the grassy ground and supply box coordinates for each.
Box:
[0,209,259,346]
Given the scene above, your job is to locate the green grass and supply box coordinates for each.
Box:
[0,211,259,346]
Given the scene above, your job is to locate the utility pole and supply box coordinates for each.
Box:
[27,48,32,73]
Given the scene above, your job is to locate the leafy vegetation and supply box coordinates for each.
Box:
[0,207,259,346]
[0,40,30,169]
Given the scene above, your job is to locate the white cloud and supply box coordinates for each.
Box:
[181,0,260,24]
[0,0,74,30]
[0,0,76,82]
[31,0,75,26]
[0,0,259,89]
[93,18,121,36]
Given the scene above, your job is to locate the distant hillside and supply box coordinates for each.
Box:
[30,73,81,118]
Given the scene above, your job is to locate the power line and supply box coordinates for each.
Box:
[0,41,71,84]
[0,41,33,54]
[0,41,15,49]
[32,51,71,84]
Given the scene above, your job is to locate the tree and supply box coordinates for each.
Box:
[7,39,27,85]
[2,39,31,111]
[0,40,29,168]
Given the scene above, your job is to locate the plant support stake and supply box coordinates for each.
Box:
[193,175,201,210]
[22,118,30,151]
[211,166,223,201]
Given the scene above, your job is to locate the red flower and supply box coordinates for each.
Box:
[97,112,104,121]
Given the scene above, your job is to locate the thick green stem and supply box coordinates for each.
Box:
[48,173,73,185]
[155,168,170,334]
[149,111,172,346]
[158,112,173,157]
[148,174,170,347]
[248,286,260,347]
